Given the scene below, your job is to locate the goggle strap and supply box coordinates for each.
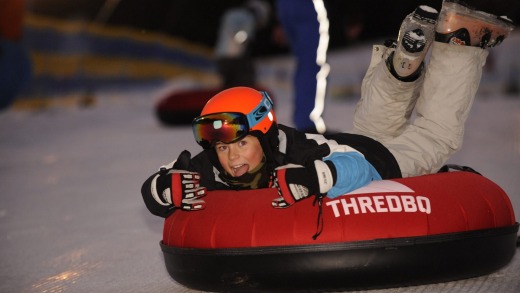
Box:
[246,92,273,129]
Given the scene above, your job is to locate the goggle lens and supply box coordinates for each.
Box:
[192,113,249,148]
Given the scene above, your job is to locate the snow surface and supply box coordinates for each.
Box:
[1,40,519,292]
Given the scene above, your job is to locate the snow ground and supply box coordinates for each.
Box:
[1,43,519,292]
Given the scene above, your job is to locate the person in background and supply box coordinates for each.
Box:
[214,0,271,88]
[274,0,330,134]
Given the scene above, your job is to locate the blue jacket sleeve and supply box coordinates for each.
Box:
[325,152,382,198]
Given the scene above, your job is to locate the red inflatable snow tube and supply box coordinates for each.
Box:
[160,171,518,292]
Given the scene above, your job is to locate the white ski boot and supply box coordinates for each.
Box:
[435,0,515,48]
[392,5,439,79]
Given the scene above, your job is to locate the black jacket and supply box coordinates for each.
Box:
[142,124,401,217]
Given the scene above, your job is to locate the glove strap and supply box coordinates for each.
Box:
[275,168,296,205]
[150,174,171,206]
[314,160,335,194]
[170,174,184,207]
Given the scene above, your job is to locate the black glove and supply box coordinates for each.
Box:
[151,169,207,211]
[142,151,206,217]
[271,161,336,208]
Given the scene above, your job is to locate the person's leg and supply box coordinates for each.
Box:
[292,18,321,132]
[353,6,437,141]
[352,44,422,141]
[383,42,488,177]
[382,1,514,177]
[277,0,329,133]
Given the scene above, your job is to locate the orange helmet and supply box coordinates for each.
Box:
[193,87,277,148]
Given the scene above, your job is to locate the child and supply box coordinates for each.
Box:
[142,0,514,218]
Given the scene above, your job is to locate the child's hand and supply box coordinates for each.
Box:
[271,161,335,208]
[271,164,316,208]
[151,169,207,211]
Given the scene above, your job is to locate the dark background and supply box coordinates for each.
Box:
[26,0,520,56]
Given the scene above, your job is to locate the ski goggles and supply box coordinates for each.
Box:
[192,91,274,148]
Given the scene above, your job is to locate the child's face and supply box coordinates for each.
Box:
[215,135,264,177]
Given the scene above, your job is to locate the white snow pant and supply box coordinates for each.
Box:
[353,42,488,177]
